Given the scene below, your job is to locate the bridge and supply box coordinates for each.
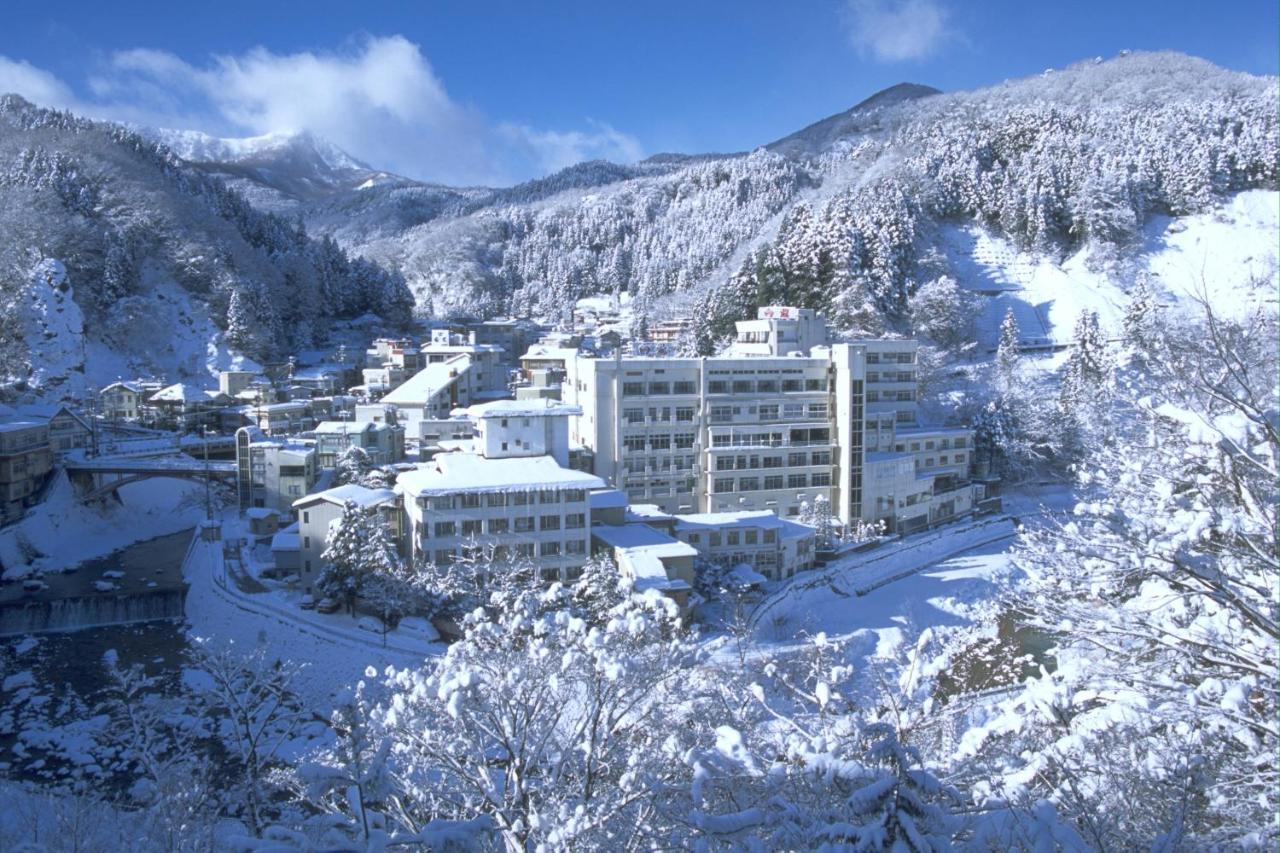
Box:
[65,455,238,501]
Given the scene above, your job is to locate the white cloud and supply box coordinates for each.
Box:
[498,119,646,175]
[0,55,79,110]
[0,36,643,186]
[844,0,955,62]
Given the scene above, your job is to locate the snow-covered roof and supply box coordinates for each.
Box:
[293,483,398,510]
[0,419,46,434]
[380,355,472,406]
[149,382,228,404]
[520,344,579,362]
[313,420,386,435]
[592,524,696,592]
[461,399,582,420]
[245,507,278,519]
[588,489,628,510]
[674,511,813,540]
[102,380,144,393]
[271,529,301,551]
[396,453,603,497]
[625,504,674,522]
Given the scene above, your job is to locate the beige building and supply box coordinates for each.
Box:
[100,381,145,421]
[564,307,983,534]
[0,420,53,525]
[235,428,319,513]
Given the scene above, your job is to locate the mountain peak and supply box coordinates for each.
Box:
[765,81,941,157]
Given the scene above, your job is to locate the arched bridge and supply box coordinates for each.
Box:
[65,456,238,501]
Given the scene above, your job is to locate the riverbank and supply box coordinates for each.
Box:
[0,472,212,580]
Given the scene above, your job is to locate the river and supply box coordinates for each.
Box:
[0,529,193,636]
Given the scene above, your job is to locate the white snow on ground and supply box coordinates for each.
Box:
[0,473,208,579]
[183,525,442,709]
[1143,189,1278,318]
[945,190,1279,352]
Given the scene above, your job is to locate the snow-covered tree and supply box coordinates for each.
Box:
[332,445,374,487]
[909,274,978,354]
[295,584,702,850]
[959,301,1279,847]
[319,500,400,612]
[995,307,1021,393]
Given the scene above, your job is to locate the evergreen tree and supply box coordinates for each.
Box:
[319,500,400,613]
[1059,309,1111,413]
[996,308,1021,393]
[1122,274,1160,355]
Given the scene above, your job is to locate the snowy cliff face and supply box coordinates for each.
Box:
[197,51,1272,335]
[19,260,84,398]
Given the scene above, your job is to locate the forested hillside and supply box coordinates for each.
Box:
[326,52,1275,337]
[0,96,413,399]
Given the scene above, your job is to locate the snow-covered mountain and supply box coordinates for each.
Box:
[0,51,1274,402]
[0,96,413,402]
[149,127,410,213]
[291,51,1274,331]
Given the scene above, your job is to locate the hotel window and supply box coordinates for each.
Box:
[565,513,585,529]
[648,382,669,395]
[811,472,832,487]
[487,493,507,507]
[787,474,808,488]
[566,539,585,555]
[540,515,561,531]
[757,379,778,393]
[733,380,753,394]
[515,516,535,532]
[488,518,509,534]
[782,379,802,392]
[624,435,646,452]
[539,489,559,504]
[434,521,456,537]
[714,477,735,493]
[808,402,828,418]
[622,382,644,396]
[708,380,729,394]
[434,549,455,565]
[461,520,483,536]
[739,477,759,491]
[764,475,784,490]
[540,541,561,557]
[676,406,696,422]
[624,408,644,424]
[674,381,697,395]
[461,493,482,509]
[675,433,695,449]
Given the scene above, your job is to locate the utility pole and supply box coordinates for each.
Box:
[203,425,213,522]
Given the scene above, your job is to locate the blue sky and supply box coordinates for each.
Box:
[1,0,1276,185]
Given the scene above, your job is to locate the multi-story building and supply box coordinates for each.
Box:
[19,405,91,456]
[235,427,319,513]
[144,383,233,432]
[396,402,605,582]
[312,420,405,469]
[564,307,983,534]
[245,401,315,436]
[292,484,402,594]
[0,420,53,525]
[422,330,509,397]
[100,381,145,421]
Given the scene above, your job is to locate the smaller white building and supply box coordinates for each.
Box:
[396,453,604,581]
[293,484,402,594]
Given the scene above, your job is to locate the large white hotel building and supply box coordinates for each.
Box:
[563,307,982,535]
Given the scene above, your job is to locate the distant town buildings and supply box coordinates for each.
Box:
[0,420,53,525]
